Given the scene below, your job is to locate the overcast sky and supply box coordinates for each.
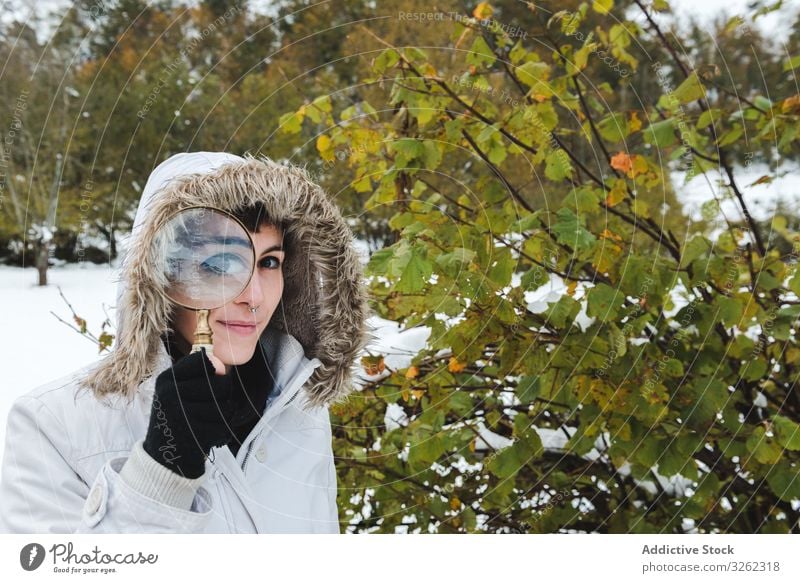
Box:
[2,0,799,41]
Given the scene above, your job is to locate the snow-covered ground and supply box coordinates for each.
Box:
[0,263,120,468]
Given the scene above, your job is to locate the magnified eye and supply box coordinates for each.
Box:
[200,253,249,276]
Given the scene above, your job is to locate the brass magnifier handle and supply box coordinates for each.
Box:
[191,308,214,358]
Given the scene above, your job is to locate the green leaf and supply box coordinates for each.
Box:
[545,148,573,181]
[487,443,521,478]
[587,283,624,321]
[551,207,596,253]
[392,138,425,167]
[746,426,783,465]
[466,36,496,68]
[388,241,433,293]
[783,54,800,72]
[516,61,550,87]
[663,358,684,377]
[597,112,629,142]
[717,126,743,147]
[487,433,542,478]
[717,296,744,328]
[509,40,527,65]
[517,376,541,405]
[403,46,429,64]
[573,187,600,214]
[421,141,443,169]
[366,247,394,276]
[521,266,549,291]
[448,391,474,416]
[373,48,400,74]
[488,249,515,287]
[279,110,303,134]
[436,247,476,276]
[545,295,581,328]
[681,235,711,267]
[672,72,706,104]
[766,461,800,502]
[773,415,800,451]
[408,433,448,470]
[697,108,721,130]
[644,119,677,148]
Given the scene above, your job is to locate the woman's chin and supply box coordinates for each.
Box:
[212,345,256,367]
[211,330,259,366]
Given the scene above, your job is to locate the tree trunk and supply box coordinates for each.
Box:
[36,241,49,286]
[109,226,117,261]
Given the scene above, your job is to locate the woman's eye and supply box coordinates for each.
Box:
[200,253,249,276]
[259,256,281,269]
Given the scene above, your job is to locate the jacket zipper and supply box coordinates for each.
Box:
[240,439,255,472]
[214,464,258,532]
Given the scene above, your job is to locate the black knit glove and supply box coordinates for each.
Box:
[143,348,263,479]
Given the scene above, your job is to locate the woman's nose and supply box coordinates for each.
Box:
[239,272,265,307]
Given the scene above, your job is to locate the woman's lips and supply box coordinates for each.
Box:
[217,320,257,336]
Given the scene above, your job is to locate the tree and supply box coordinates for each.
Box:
[0,19,85,284]
[282,0,800,533]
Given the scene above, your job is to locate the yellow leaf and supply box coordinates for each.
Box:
[473,2,493,19]
[411,388,425,399]
[781,94,800,114]
[450,497,462,510]
[448,357,467,373]
[567,281,578,296]
[605,178,627,207]
[401,388,410,402]
[592,243,621,273]
[592,0,614,15]
[628,111,642,132]
[405,365,420,379]
[600,228,623,242]
[469,439,476,452]
[630,155,649,178]
[316,134,334,162]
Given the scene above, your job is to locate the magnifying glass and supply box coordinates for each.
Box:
[152,206,256,359]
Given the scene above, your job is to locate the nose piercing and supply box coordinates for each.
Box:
[248,304,259,314]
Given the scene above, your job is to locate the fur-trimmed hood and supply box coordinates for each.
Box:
[81,152,372,410]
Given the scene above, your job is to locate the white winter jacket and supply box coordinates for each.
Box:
[0,152,372,533]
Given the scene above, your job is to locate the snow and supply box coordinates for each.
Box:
[0,263,120,469]
[673,163,800,223]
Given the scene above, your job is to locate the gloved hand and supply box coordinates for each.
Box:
[143,348,263,479]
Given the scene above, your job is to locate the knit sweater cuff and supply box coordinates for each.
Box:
[119,439,208,511]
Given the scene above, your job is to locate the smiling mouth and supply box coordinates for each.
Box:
[217,321,258,335]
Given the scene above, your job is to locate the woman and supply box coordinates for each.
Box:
[0,152,372,533]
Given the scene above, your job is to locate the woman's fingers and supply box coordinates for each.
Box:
[206,351,227,376]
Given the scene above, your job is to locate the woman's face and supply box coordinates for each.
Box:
[172,224,285,367]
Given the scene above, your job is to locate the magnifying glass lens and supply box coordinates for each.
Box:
[155,207,255,310]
